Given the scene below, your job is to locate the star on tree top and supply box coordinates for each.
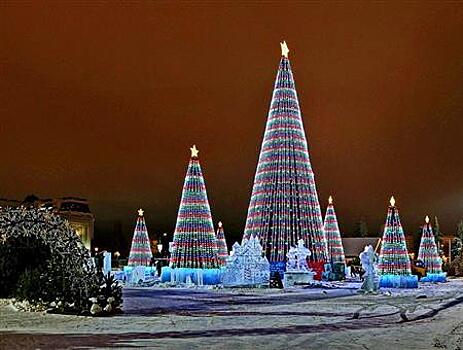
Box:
[190,145,199,158]
[138,208,144,217]
[280,41,289,58]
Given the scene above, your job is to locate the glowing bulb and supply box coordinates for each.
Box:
[218,221,223,228]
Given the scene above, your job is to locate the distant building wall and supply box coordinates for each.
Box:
[0,196,94,250]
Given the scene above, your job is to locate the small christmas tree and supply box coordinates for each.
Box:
[127,209,153,267]
[378,197,418,288]
[323,196,346,265]
[418,216,446,282]
[216,221,228,266]
[243,41,327,268]
[169,145,219,270]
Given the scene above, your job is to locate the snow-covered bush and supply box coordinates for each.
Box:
[0,206,122,315]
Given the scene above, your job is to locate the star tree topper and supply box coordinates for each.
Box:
[280,40,289,58]
[138,208,144,216]
[389,196,396,207]
[190,144,199,158]
[328,195,333,205]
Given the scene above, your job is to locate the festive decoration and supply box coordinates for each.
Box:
[222,235,270,287]
[280,40,289,58]
[286,239,311,272]
[284,239,315,287]
[243,41,328,265]
[168,145,219,276]
[359,245,380,293]
[127,209,153,267]
[378,197,418,288]
[418,216,447,283]
[323,196,346,265]
[216,221,228,266]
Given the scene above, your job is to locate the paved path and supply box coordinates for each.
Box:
[2,281,463,349]
[122,286,360,316]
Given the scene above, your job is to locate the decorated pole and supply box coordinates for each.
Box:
[378,197,418,288]
[242,41,328,276]
[418,216,447,282]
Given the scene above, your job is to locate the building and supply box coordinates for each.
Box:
[0,195,94,250]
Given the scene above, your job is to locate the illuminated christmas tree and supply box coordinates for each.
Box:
[216,221,228,266]
[170,145,219,269]
[243,41,327,266]
[418,216,446,282]
[128,209,153,266]
[323,196,346,265]
[378,197,418,288]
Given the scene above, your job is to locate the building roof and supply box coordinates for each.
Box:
[342,237,381,258]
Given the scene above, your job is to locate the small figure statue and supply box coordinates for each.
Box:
[286,239,311,272]
[359,245,379,293]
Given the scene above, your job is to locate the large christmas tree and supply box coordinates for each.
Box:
[216,221,228,266]
[323,196,346,265]
[378,197,417,288]
[170,145,219,269]
[128,209,153,266]
[418,216,446,282]
[243,41,327,264]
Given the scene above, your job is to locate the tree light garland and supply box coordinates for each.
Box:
[323,196,346,265]
[127,209,153,266]
[418,216,446,282]
[378,197,418,288]
[170,145,219,269]
[243,42,328,264]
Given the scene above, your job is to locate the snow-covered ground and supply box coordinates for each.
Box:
[1,279,463,349]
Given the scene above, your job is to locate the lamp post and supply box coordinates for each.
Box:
[114,251,120,268]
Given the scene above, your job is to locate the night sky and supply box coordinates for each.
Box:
[1,3,463,252]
